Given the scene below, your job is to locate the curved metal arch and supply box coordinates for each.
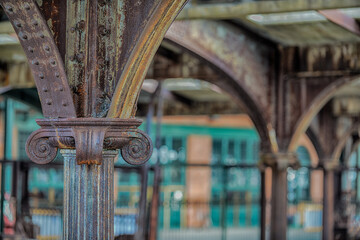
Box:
[107,1,188,119]
[305,127,325,160]
[332,123,360,164]
[164,20,273,152]
[288,75,360,152]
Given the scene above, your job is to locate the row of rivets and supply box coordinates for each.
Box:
[3,1,74,114]
[5,3,33,13]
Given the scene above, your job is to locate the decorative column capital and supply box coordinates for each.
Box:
[26,118,153,165]
[259,152,299,170]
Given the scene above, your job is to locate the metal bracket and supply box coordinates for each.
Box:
[26,118,153,165]
[259,152,300,170]
[0,0,76,118]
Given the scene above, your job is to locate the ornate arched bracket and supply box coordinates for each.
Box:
[26,118,153,165]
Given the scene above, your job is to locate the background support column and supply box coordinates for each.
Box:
[62,150,118,240]
[323,167,334,240]
[270,166,287,240]
[260,169,267,240]
[261,153,297,240]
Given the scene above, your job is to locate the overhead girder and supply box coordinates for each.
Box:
[165,20,360,154]
[166,20,273,152]
[178,0,360,20]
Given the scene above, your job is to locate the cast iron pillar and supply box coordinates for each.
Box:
[259,166,270,240]
[260,152,298,240]
[322,162,335,240]
[0,0,188,239]
[62,149,117,239]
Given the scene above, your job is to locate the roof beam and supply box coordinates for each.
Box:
[177,0,360,20]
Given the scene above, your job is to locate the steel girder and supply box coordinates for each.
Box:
[165,20,360,154]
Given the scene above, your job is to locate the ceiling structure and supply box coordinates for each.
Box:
[0,0,359,150]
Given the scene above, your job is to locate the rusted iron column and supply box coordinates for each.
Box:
[0,1,188,239]
[261,153,298,240]
[323,163,335,240]
[62,149,117,239]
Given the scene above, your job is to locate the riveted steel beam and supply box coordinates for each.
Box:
[1,0,76,118]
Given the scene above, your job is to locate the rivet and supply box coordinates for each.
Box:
[39,73,44,79]
[99,0,110,7]
[32,60,39,65]
[70,27,76,33]
[44,45,50,52]
[32,20,38,26]
[46,99,52,105]
[39,33,45,39]
[43,87,48,92]
[24,3,31,10]
[98,57,105,65]
[5,5,13,13]
[76,52,84,61]
[59,87,64,92]
[99,26,110,36]
[28,47,34,53]
[76,20,85,30]
[15,22,22,28]
[55,72,60,78]
[62,102,68,107]
[50,59,56,66]
[20,33,28,40]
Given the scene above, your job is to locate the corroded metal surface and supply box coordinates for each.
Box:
[62,149,117,240]
[26,118,153,165]
[4,0,185,238]
[0,0,76,118]
[107,1,188,118]
[64,0,187,118]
